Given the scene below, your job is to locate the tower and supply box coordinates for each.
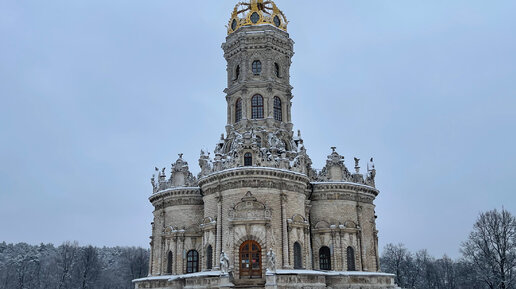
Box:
[135,1,398,288]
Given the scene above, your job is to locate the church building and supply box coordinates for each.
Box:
[134,1,397,288]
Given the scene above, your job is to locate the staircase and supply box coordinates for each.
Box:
[233,278,266,289]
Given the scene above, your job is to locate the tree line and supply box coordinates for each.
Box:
[1,209,514,289]
[0,241,148,289]
[381,209,516,289]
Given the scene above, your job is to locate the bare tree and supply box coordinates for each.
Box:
[76,245,100,289]
[461,209,516,289]
[381,243,412,287]
[57,241,79,289]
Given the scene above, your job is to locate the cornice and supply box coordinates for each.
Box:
[199,167,310,196]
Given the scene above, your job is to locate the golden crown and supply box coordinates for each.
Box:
[227,0,288,35]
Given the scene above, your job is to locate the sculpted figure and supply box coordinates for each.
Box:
[220,251,230,275]
[266,248,276,273]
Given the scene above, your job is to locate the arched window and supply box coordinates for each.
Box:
[273,96,282,121]
[166,251,173,274]
[346,246,356,271]
[206,245,213,270]
[293,242,302,269]
[319,246,331,270]
[274,63,280,77]
[186,250,199,273]
[251,95,264,119]
[244,153,252,166]
[252,60,262,75]
[235,65,240,80]
[235,98,242,123]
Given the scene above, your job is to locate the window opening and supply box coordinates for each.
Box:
[167,251,173,274]
[347,247,356,271]
[235,98,242,123]
[294,242,302,269]
[319,246,331,270]
[252,60,262,75]
[273,96,282,121]
[186,250,199,273]
[244,153,252,166]
[206,245,213,270]
[251,95,264,119]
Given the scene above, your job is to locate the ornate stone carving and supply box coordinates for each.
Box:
[228,191,271,221]
[151,155,198,194]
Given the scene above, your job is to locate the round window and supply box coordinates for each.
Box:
[250,12,260,24]
[273,16,281,27]
[231,19,237,31]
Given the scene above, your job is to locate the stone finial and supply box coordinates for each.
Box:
[331,146,336,153]
[366,157,376,187]
[354,157,360,174]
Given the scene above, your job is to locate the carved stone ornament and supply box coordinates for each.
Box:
[228,191,271,221]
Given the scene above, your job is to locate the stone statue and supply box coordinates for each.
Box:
[266,248,276,273]
[220,251,230,275]
[354,157,360,174]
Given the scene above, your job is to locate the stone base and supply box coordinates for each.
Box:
[265,274,277,289]
[133,271,399,289]
[219,275,234,288]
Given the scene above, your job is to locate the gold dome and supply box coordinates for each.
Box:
[227,0,288,35]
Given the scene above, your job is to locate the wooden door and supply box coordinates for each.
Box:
[239,240,262,278]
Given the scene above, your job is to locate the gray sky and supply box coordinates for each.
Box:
[1,0,515,259]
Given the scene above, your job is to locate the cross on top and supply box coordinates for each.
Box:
[178,153,183,159]
[331,147,337,153]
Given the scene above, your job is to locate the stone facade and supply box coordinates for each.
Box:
[135,1,397,288]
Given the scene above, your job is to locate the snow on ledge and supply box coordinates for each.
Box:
[134,270,394,283]
[200,166,309,180]
[311,181,376,190]
[275,269,395,277]
[133,271,222,283]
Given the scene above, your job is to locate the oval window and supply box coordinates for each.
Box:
[250,12,260,24]
[274,16,281,27]
[231,19,237,31]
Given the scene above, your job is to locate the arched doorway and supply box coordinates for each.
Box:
[239,240,262,278]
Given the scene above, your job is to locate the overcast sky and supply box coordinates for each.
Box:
[1,0,515,259]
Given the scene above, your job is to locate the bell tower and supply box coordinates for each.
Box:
[222,0,294,135]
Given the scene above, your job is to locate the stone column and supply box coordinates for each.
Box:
[374,231,380,271]
[330,230,337,271]
[215,194,222,270]
[171,236,177,275]
[159,237,164,275]
[227,101,231,124]
[357,206,367,271]
[303,227,310,269]
[280,193,290,268]
[340,231,346,271]
[149,237,154,275]
[178,235,185,274]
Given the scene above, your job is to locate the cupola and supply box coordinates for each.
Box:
[227,0,288,35]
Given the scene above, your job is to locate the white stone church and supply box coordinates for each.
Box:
[134,1,397,288]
